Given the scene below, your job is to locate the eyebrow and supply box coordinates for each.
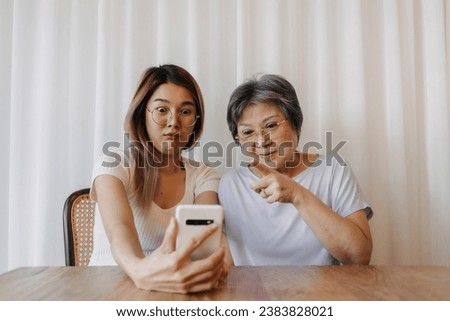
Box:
[238,115,281,127]
[151,98,195,107]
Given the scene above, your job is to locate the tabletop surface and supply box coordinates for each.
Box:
[1,265,450,300]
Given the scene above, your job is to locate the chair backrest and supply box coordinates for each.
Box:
[63,188,96,266]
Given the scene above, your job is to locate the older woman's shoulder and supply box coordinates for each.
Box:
[219,165,251,184]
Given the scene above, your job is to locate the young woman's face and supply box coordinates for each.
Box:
[145,83,198,156]
[236,103,299,171]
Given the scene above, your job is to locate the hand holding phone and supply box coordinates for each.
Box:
[175,204,224,260]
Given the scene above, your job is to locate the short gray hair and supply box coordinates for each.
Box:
[226,74,303,142]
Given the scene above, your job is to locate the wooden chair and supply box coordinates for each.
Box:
[63,188,96,266]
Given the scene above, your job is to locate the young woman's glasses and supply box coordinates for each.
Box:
[148,107,199,127]
[235,119,287,141]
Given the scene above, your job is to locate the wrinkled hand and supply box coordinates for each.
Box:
[250,162,301,204]
[130,217,226,293]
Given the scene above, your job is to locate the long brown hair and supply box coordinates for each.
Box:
[124,64,205,209]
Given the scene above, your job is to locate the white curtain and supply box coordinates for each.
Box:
[1,0,449,273]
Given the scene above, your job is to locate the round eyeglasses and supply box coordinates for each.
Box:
[235,119,287,141]
[148,107,199,127]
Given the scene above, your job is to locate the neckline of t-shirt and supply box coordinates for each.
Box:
[152,157,191,212]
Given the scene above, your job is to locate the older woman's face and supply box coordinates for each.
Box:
[145,83,197,156]
[236,103,299,171]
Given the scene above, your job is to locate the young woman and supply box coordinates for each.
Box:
[219,74,373,266]
[90,64,228,293]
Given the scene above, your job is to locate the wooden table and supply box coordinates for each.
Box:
[1,265,449,300]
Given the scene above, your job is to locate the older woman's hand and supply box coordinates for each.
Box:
[250,162,303,205]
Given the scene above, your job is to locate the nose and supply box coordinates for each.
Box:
[167,111,180,128]
[255,131,271,148]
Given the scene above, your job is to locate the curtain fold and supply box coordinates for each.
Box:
[0,0,14,273]
[1,0,449,272]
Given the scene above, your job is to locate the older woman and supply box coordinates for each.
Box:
[219,74,373,266]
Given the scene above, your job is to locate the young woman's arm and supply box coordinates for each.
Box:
[94,175,225,293]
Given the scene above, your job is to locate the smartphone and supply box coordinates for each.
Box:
[175,204,224,260]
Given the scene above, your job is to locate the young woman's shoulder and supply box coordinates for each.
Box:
[92,147,132,189]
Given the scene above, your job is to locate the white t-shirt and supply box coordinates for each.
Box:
[89,149,220,265]
[218,155,373,266]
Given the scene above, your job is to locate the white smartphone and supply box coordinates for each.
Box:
[175,204,224,260]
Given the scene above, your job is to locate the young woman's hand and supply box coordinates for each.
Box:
[129,217,226,293]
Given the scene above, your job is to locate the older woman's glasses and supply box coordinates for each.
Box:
[148,107,199,127]
[235,119,287,141]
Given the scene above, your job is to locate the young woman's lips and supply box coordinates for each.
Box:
[163,132,180,139]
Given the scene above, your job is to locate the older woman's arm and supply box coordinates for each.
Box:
[250,163,372,265]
